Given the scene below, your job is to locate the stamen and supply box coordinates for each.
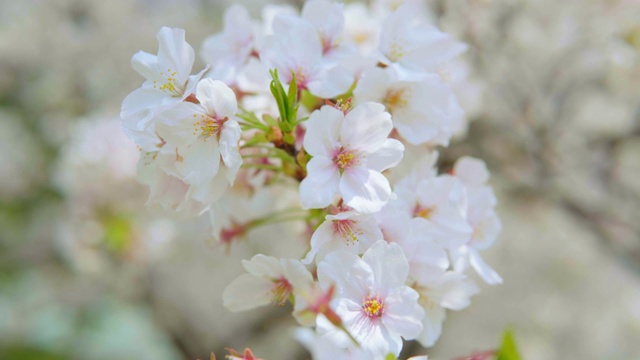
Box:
[384,88,409,110]
[414,204,435,219]
[272,277,293,306]
[362,295,384,317]
[333,219,363,245]
[333,148,357,170]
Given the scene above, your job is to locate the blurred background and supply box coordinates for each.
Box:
[1,0,639,359]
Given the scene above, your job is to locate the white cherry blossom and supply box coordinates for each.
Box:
[295,327,429,360]
[317,241,424,357]
[299,103,404,213]
[276,0,356,64]
[260,15,353,98]
[378,4,467,79]
[137,147,208,216]
[201,4,257,85]
[354,67,464,145]
[414,272,479,347]
[395,174,473,249]
[451,157,503,284]
[223,254,313,312]
[302,206,382,265]
[155,78,242,204]
[377,202,450,284]
[121,27,206,134]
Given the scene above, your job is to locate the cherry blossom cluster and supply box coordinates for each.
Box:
[120,0,502,358]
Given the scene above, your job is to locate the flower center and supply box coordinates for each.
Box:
[333,219,362,245]
[387,40,407,62]
[333,148,357,170]
[362,295,384,317]
[194,114,228,141]
[384,88,409,110]
[414,204,435,219]
[272,277,293,306]
[153,68,185,96]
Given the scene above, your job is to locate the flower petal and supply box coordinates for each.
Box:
[299,157,340,209]
[303,106,343,157]
[340,102,392,154]
[340,167,391,213]
[366,139,404,172]
[223,274,273,311]
[195,78,238,119]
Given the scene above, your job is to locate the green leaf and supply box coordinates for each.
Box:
[269,68,299,135]
[497,329,521,360]
[269,69,288,123]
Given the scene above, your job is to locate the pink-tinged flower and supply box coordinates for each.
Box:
[292,283,342,327]
[274,0,357,64]
[137,147,208,216]
[376,201,449,285]
[223,255,313,312]
[121,27,206,135]
[377,4,467,79]
[354,67,464,146]
[201,5,258,85]
[395,175,473,249]
[295,327,428,360]
[260,15,353,98]
[413,271,479,347]
[302,206,382,265]
[155,78,242,204]
[317,241,423,357]
[451,157,503,285]
[300,103,404,213]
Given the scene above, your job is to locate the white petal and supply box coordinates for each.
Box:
[222,274,273,311]
[416,303,446,348]
[282,259,314,290]
[120,87,167,130]
[469,249,503,285]
[434,272,479,310]
[131,51,159,81]
[307,66,354,99]
[366,139,404,172]
[303,106,343,157]
[317,251,373,301]
[302,220,334,265]
[299,157,340,209]
[453,156,489,187]
[340,167,391,214]
[242,254,283,279]
[219,119,242,184]
[362,241,409,295]
[340,102,392,154]
[176,140,220,186]
[196,78,238,118]
[156,27,195,83]
[382,287,424,340]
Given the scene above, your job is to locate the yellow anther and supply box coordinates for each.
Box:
[384,88,409,110]
[415,206,435,219]
[334,149,356,170]
[362,295,384,317]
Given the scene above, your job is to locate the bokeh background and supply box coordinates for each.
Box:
[1,0,639,359]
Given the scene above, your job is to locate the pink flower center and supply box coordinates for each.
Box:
[362,294,384,318]
[195,115,228,141]
[383,88,409,110]
[272,277,293,306]
[413,204,435,219]
[333,219,362,244]
[333,148,357,170]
